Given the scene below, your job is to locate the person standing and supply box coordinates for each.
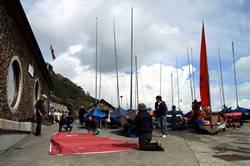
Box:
[124,103,164,151]
[78,105,86,125]
[35,94,47,136]
[155,96,168,137]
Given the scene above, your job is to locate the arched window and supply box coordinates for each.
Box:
[7,56,23,112]
[34,79,40,103]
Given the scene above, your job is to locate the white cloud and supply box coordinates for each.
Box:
[235,55,250,81]
[20,0,250,111]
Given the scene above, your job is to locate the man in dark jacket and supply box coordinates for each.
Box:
[35,94,47,136]
[124,103,164,151]
[59,113,74,131]
[155,95,168,137]
[78,106,86,125]
[85,114,100,135]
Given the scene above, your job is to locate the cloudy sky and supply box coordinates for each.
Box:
[21,0,250,112]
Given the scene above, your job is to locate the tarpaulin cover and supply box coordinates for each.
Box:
[85,107,108,120]
[111,108,128,120]
[92,108,107,119]
[49,132,138,155]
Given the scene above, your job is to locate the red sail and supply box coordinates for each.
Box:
[199,22,211,107]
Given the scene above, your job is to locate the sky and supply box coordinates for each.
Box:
[20,0,250,112]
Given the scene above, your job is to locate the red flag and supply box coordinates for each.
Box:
[50,44,56,60]
[199,22,210,107]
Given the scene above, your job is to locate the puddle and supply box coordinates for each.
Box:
[213,154,250,161]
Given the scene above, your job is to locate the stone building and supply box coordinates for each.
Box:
[98,99,116,113]
[0,0,53,133]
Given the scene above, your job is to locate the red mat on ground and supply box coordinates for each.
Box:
[49,132,138,155]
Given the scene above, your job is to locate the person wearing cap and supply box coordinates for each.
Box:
[123,103,164,151]
[155,95,168,137]
[35,94,47,136]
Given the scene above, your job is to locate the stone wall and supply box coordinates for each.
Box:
[50,102,69,114]
[0,1,50,122]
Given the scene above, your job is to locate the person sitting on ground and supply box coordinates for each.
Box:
[85,114,100,135]
[123,103,164,151]
[59,113,73,131]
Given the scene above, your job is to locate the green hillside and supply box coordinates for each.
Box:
[49,66,95,115]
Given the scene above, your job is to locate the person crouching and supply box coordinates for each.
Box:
[123,103,164,151]
[59,114,73,131]
[85,115,100,135]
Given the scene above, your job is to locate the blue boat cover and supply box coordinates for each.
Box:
[84,107,108,120]
[220,106,232,113]
[111,108,128,120]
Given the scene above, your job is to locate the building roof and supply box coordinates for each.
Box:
[2,0,53,88]
[99,99,115,110]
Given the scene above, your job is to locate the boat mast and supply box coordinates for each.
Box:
[171,73,174,107]
[135,55,139,106]
[232,41,239,107]
[130,7,133,110]
[187,47,194,102]
[217,48,223,109]
[176,57,180,110]
[160,62,162,96]
[190,48,196,99]
[95,17,98,104]
[113,19,120,108]
[218,47,225,107]
[98,42,103,99]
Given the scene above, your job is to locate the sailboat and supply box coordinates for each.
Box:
[198,22,226,134]
[219,43,249,123]
[217,47,242,127]
[230,42,250,122]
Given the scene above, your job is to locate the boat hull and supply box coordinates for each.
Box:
[199,122,225,134]
[199,112,226,134]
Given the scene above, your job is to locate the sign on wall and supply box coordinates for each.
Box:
[28,62,34,77]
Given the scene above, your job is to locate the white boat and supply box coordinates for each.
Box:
[199,112,226,134]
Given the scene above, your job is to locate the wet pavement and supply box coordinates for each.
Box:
[172,123,250,166]
[0,123,250,166]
